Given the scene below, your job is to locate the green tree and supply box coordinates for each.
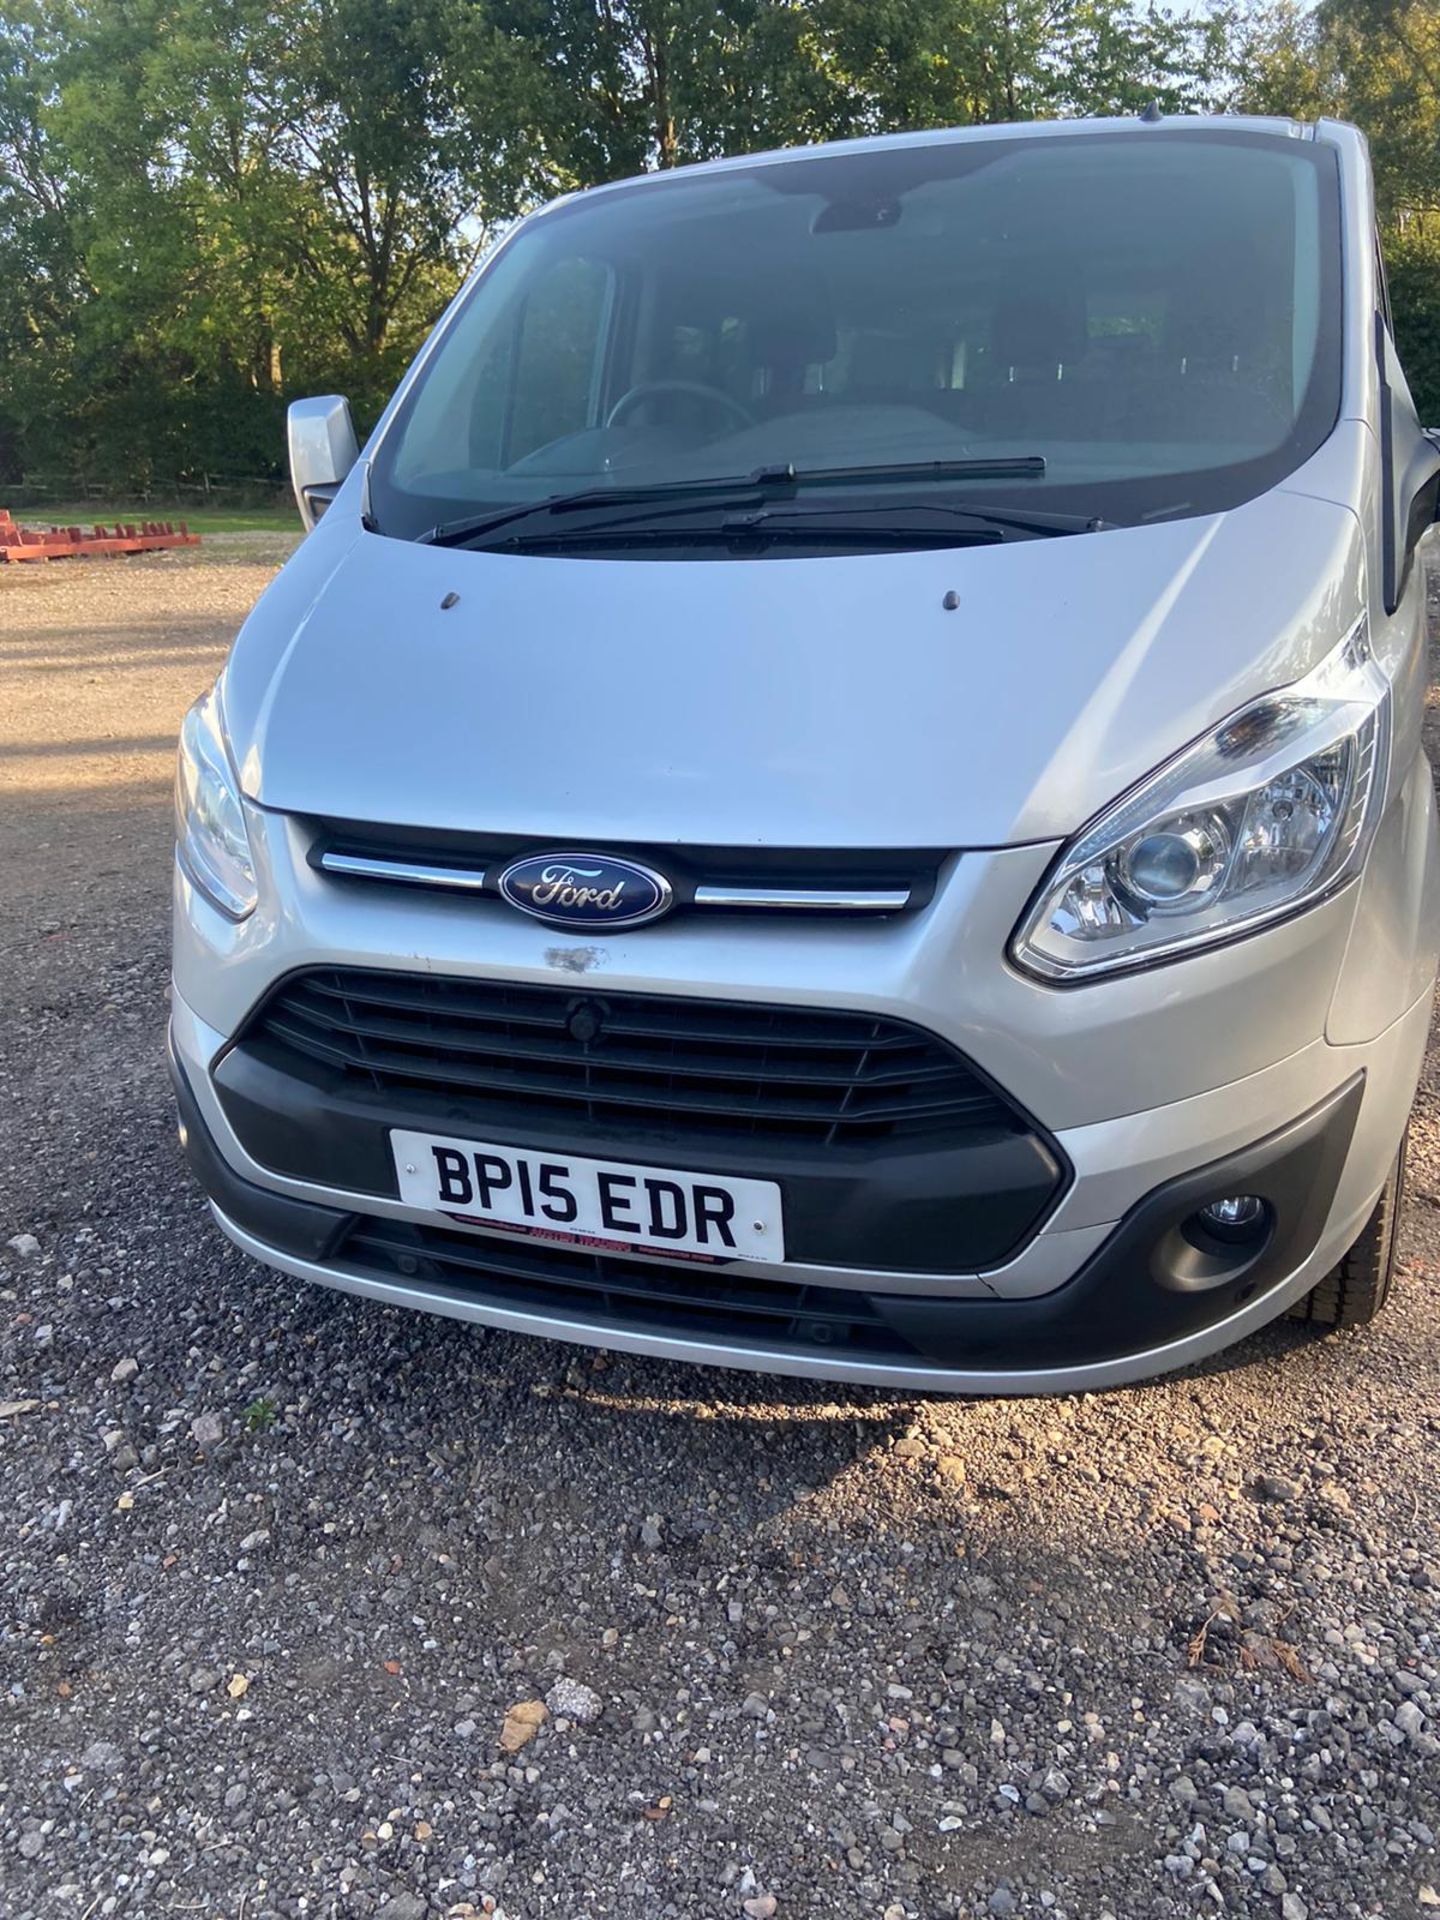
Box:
[6,0,1439,487]
[0,0,85,480]
[0,0,552,486]
[1231,0,1440,418]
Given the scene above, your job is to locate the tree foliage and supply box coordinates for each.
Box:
[1234,0,1440,416]
[1,0,1435,491]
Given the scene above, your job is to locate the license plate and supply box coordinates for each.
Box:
[390,1128,784,1263]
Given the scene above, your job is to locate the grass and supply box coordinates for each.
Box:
[242,1395,278,1434]
[8,500,299,535]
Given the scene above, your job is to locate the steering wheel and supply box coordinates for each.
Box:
[605,380,756,432]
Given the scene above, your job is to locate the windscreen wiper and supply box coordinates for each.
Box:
[483,521,1010,555]
[415,455,1049,550]
[722,498,1105,538]
[782,455,1046,488]
[484,487,1100,549]
[416,465,801,548]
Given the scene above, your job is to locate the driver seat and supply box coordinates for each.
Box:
[744,276,839,406]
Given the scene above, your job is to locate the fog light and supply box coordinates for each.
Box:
[1205,1198,1259,1228]
[1198,1190,1267,1236]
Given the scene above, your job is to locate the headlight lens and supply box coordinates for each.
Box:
[175,686,257,919]
[1011,621,1389,982]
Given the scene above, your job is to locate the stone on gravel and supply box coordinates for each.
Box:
[374,1896,427,1920]
[545,1677,603,1724]
[1172,1675,1211,1716]
[1251,1474,1299,1503]
[499,1699,548,1752]
[7,1232,40,1258]
[109,1356,139,1382]
[191,1410,224,1446]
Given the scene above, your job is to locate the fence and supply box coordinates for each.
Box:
[7,472,288,511]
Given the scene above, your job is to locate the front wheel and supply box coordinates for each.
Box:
[1290,1129,1408,1328]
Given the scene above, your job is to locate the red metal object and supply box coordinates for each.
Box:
[0,509,201,562]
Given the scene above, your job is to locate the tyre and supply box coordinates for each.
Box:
[1290,1128,1408,1328]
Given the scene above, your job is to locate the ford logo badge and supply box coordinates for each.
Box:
[497,852,674,930]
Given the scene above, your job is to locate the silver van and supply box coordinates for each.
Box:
[170,112,1440,1392]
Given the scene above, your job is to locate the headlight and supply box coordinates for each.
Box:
[1011,620,1389,982]
[175,685,257,919]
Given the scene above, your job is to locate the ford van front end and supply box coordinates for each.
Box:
[170,113,1440,1390]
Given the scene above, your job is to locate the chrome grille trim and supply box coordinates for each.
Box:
[320,852,910,912]
[320,852,489,892]
[692,885,911,911]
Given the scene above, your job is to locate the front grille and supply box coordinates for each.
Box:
[308,820,943,915]
[338,1214,923,1364]
[247,969,1020,1152]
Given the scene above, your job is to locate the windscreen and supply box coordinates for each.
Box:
[371,129,1342,542]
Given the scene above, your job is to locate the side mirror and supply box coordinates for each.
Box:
[287,395,359,531]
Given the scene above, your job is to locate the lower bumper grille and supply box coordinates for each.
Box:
[220,971,1068,1273]
[246,969,1016,1151]
[339,1215,923,1364]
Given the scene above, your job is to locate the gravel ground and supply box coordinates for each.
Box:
[1,540,1438,1920]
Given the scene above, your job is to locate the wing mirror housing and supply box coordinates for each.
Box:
[287,395,360,531]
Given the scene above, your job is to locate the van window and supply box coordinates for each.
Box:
[396,256,612,485]
[373,130,1342,543]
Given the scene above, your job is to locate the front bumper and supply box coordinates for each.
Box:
[169,794,1437,1391]
[171,989,1429,1392]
